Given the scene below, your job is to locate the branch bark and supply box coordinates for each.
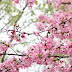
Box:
[1,51,6,63]
[0,53,70,58]
[61,2,71,4]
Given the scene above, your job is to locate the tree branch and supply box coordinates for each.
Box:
[15,3,28,25]
[0,17,14,33]
[0,13,6,20]
[61,2,71,4]
[47,55,69,58]
[0,53,26,56]
[0,53,70,58]
[1,51,6,63]
[59,18,72,25]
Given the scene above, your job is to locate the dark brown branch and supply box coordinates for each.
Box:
[61,2,71,4]
[59,18,72,25]
[0,53,26,56]
[0,53,70,58]
[27,17,72,35]
[1,51,6,63]
[47,55,69,58]
[3,18,72,36]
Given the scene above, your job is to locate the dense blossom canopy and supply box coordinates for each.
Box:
[0,0,72,72]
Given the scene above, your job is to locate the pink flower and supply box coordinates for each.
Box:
[70,5,72,9]
[14,0,19,3]
[21,34,25,38]
[69,58,72,65]
[38,14,46,22]
[67,49,72,57]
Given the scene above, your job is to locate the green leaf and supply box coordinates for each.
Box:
[35,1,38,5]
[60,4,64,10]
[67,38,72,42]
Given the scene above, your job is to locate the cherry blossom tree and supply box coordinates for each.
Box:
[0,0,72,72]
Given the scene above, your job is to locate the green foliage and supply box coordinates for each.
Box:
[48,2,54,15]
[60,4,65,10]
[0,0,21,26]
[35,1,38,5]
[67,38,72,42]
[0,0,20,15]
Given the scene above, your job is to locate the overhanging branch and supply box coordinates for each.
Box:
[61,2,71,4]
[0,53,70,58]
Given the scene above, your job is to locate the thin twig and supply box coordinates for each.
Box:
[0,13,6,20]
[9,47,18,54]
[0,53,26,56]
[59,18,72,25]
[15,3,28,25]
[47,55,69,58]
[0,17,14,33]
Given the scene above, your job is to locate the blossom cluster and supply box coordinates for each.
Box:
[11,0,19,3]
[51,0,72,9]
[0,0,72,72]
[11,0,36,9]
[5,25,26,42]
[0,36,72,72]
[0,41,13,53]
[35,10,72,40]
[26,0,36,9]
[11,0,72,10]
